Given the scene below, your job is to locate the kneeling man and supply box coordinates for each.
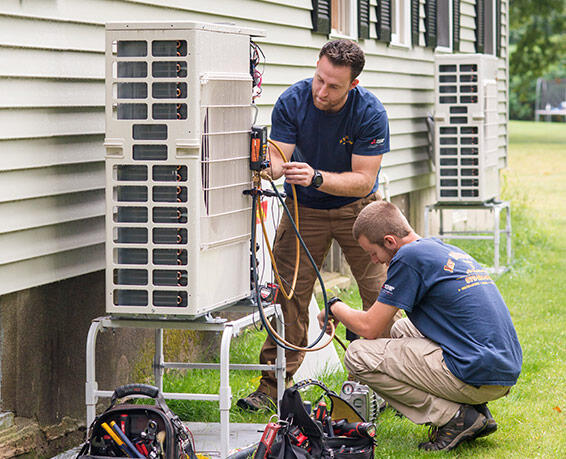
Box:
[318,201,522,451]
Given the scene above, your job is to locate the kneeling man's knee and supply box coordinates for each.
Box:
[344,339,373,376]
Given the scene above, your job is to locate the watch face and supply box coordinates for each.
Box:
[312,171,323,188]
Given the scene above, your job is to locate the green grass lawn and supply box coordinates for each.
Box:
[164,121,566,457]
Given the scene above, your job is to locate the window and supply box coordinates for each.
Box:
[331,0,357,38]
[484,0,497,55]
[476,0,501,55]
[436,0,453,51]
[391,0,411,46]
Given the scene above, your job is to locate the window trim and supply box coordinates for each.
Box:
[390,0,412,48]
[330,0,358,40]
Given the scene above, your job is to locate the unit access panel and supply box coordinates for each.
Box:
[434,54,500,203]
[105,22,264,317]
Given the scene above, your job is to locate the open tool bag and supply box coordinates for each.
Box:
[230,379,376,459]
[77,384,197,459]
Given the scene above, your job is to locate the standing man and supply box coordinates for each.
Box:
[237,39,391,411]
[317,201,522,451]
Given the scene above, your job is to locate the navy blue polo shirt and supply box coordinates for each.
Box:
[378,238,522,387]
[270,78,390,209]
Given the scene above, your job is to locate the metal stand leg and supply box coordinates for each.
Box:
[219,325,234,459]
[493,206,501,273]
[506,204,513,266]
[275,304,286,413]
[154,329,164,393]
[85,319,105,430]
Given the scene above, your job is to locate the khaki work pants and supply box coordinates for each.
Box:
[345,318,511,426]
[258,192,388,398]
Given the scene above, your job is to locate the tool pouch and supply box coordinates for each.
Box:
[77,384,197,459]
[228,379,375,459]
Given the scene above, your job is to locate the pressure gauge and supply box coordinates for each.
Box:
[341,382,355,395]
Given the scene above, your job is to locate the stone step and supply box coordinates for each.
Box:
[0,417,42,458]
[0,412,14,431]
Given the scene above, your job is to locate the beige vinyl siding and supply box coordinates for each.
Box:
[0,0,508,294]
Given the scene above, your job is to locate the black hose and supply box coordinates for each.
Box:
[251,187,332,351]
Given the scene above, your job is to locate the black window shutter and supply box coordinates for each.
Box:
[496,0,502,56]
[376,0,392,43]
[425,0,437,48]
[312,0,331,35]
[411,0,420,46]
[453,0,461,51]
[475,0,485,53]
[358,0,370,39]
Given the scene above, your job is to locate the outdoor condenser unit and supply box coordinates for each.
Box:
[434,54,500,203]
[105,22,263,317]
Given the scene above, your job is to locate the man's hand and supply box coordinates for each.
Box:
[281,162,315,187]
[317,308,339,335]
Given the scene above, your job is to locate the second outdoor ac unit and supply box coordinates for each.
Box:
[434,54,500,203]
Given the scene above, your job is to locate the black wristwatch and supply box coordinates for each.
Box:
[327,296,342,317]
[311,169,323,188]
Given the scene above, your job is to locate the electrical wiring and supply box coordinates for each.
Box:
[251,192,336,352]
[261,140,300,301]
[248,131,336,351]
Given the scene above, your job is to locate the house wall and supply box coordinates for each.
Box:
[0,0,508,428]
[0,0,508,295]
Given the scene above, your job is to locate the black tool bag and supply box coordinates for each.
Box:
[261,379,375,459]
[77,384,197,459]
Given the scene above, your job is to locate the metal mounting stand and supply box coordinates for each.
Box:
[85,302,285,458]
[424,200,512,274]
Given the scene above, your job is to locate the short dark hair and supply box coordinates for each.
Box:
[353,201,412,246]
[319,39,365,81]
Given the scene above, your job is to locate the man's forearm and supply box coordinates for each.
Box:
[331,302,383,339]
[324,300,399,340]
[317,170,375,197]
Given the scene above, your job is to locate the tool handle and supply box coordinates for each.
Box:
[101,422,134,457]
[111,384,159,404]
[110,421,145,458]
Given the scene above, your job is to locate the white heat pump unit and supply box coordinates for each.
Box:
[434,54,500,203]
[105,22,263,317]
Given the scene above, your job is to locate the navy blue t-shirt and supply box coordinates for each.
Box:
[378,238,522,386]
[270,78,390,209]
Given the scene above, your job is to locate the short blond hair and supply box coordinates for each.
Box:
[353,201,412,246]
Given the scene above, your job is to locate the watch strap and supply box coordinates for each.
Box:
[327,296,341,317]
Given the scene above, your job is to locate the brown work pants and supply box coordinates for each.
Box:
[257,192,387,399]
[345,318,511,426]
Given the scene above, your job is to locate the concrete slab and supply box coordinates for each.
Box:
[186,422,265,457]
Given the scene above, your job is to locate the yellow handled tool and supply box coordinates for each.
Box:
[101,422,135,457]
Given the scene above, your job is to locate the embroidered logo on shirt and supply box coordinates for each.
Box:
[339,136,354,145]
[370,138,385,146]
[382,283,395,295]
[443,259,455,273]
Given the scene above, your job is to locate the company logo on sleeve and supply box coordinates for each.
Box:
[381,283,395,295]
[369,138,385,148]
